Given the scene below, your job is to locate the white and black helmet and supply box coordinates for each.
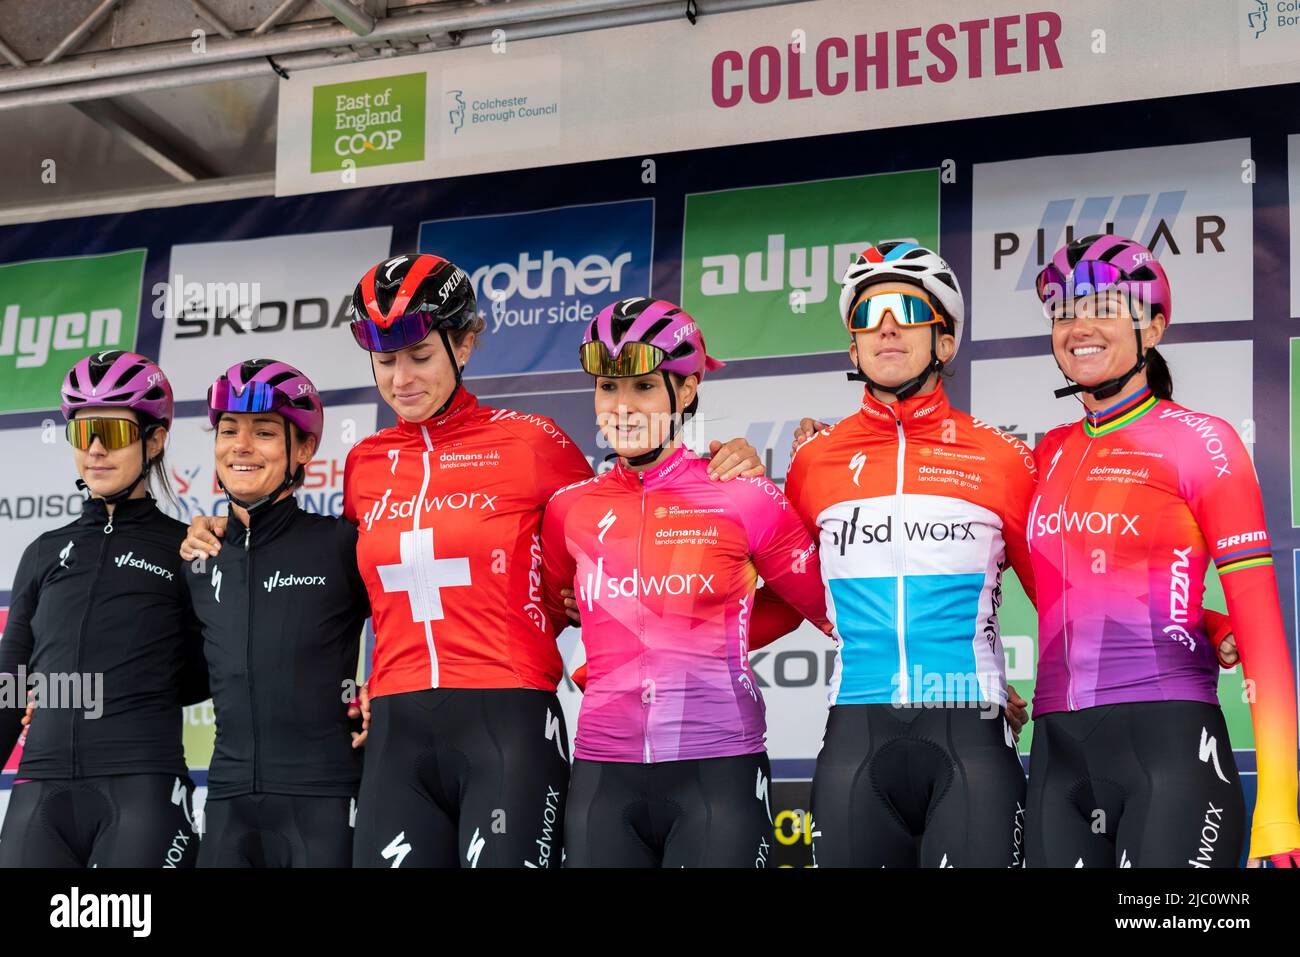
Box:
[838,240,965,358]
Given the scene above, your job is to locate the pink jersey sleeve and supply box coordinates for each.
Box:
[734,477,830,633]
[1176,414,1300,859]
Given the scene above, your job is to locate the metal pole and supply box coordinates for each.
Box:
[316,0,376,37]
[253,0,309,36]
[0,32,27,69]
[42,0,124,66]
[0,0,804,111]
[1,0,663,93]
[188,0,238,41]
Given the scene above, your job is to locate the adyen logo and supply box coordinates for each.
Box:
[418,199,653,376]
[0,250,145,414]
[681,170,939,362]
[310,72,426,172]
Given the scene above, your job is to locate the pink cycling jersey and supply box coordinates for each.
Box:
[541,444,830,763]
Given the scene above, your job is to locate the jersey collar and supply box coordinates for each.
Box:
[613,443,694,489]
[225,493,300,546]
[1083,385,1158,437]
[397,386,478,433]
[857,382,952,431]
[79,494,157,528]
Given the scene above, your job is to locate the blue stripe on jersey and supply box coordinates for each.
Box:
[828,573,985,704]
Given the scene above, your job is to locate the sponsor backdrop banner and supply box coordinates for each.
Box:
[3,71,1300,862]
[275,0,1300,196]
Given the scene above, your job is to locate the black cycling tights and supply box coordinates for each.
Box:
[812,703,1027,867]
[565,752,774,868]
[1026,700,1246,868]
[199,793,354,868]
[0,774,198,868]
[352,688,570,868]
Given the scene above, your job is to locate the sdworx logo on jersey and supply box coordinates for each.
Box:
[680,170,939,361]
[0,250,145,414]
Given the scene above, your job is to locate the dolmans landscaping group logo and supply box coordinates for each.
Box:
[310,72,427,173]
[0,250,145,415]
[680,170,940,361]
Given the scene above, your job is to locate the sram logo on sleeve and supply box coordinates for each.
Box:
[1215,530,1268,550]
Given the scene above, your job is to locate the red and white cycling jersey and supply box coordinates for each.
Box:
[344,388,591,697]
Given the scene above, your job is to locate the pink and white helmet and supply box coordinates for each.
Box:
[582,297,724,381]
[207,358,324,444]
[61,350,174,427]
[1036,233,1172,325]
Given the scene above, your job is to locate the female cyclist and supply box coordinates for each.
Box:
[339,254,763,868]
[541,296,831,868]
[783,241,1038,867]
[0,351,206,867]
[1024,233,1300,868]
[185,359,370,868]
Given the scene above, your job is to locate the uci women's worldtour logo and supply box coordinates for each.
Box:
[310,73,426,173]
[419,199,653,376]
[0,249,145,414]
[681,170,939,362]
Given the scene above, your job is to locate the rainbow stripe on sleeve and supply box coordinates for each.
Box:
[1215,546,1273,574]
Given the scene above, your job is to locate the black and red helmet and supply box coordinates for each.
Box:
[349,253,477,353]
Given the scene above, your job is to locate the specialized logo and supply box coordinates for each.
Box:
[114,551,175,581]
[524,785,562,869]
[1119,849,1132,868]
[1030,508,1140,539]
[596,508,617,543]
[544,708,567,762]
[58,540,75,569]
[170,777,194,831]
[263,571,327,593]
[211,565,223,603]
[848,450,866,486]
[382,831,412,868]
[377,527,471,623]
[578,557,715,609]
[1198,727,1230,784]
[755,767,772,824]
[465,827,485,868]
[1188,802,1226,868]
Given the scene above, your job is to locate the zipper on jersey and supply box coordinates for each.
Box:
[71,522,113,776]
[638,471,653,764]
[892,415,909,705]
[244,519,259,791]
[1060,437,1094,712]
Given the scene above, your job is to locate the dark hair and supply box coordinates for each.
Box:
[140,417,178,511]
[1145,347,1173,400]
[449,314,487,351]
[288,422,314,490]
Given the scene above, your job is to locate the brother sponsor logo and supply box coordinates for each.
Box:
[475,250,632,333]
[49,887,151,937]
[115,551,176,581]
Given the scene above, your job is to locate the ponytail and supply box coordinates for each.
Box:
[1145,347,1173,401]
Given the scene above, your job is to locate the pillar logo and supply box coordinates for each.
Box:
[418,199,653,377]
[311,72,427,172]
[0,250,145,415]
[680,170,939,361]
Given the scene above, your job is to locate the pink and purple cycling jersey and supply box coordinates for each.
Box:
[541,445,830,763]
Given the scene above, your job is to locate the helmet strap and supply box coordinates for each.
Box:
[218,420,302,519]
[847,326,943,403]
[428,329,465,420]
[607,371,682,468]
[1053,326,1147,401]
[75,424,156,505]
